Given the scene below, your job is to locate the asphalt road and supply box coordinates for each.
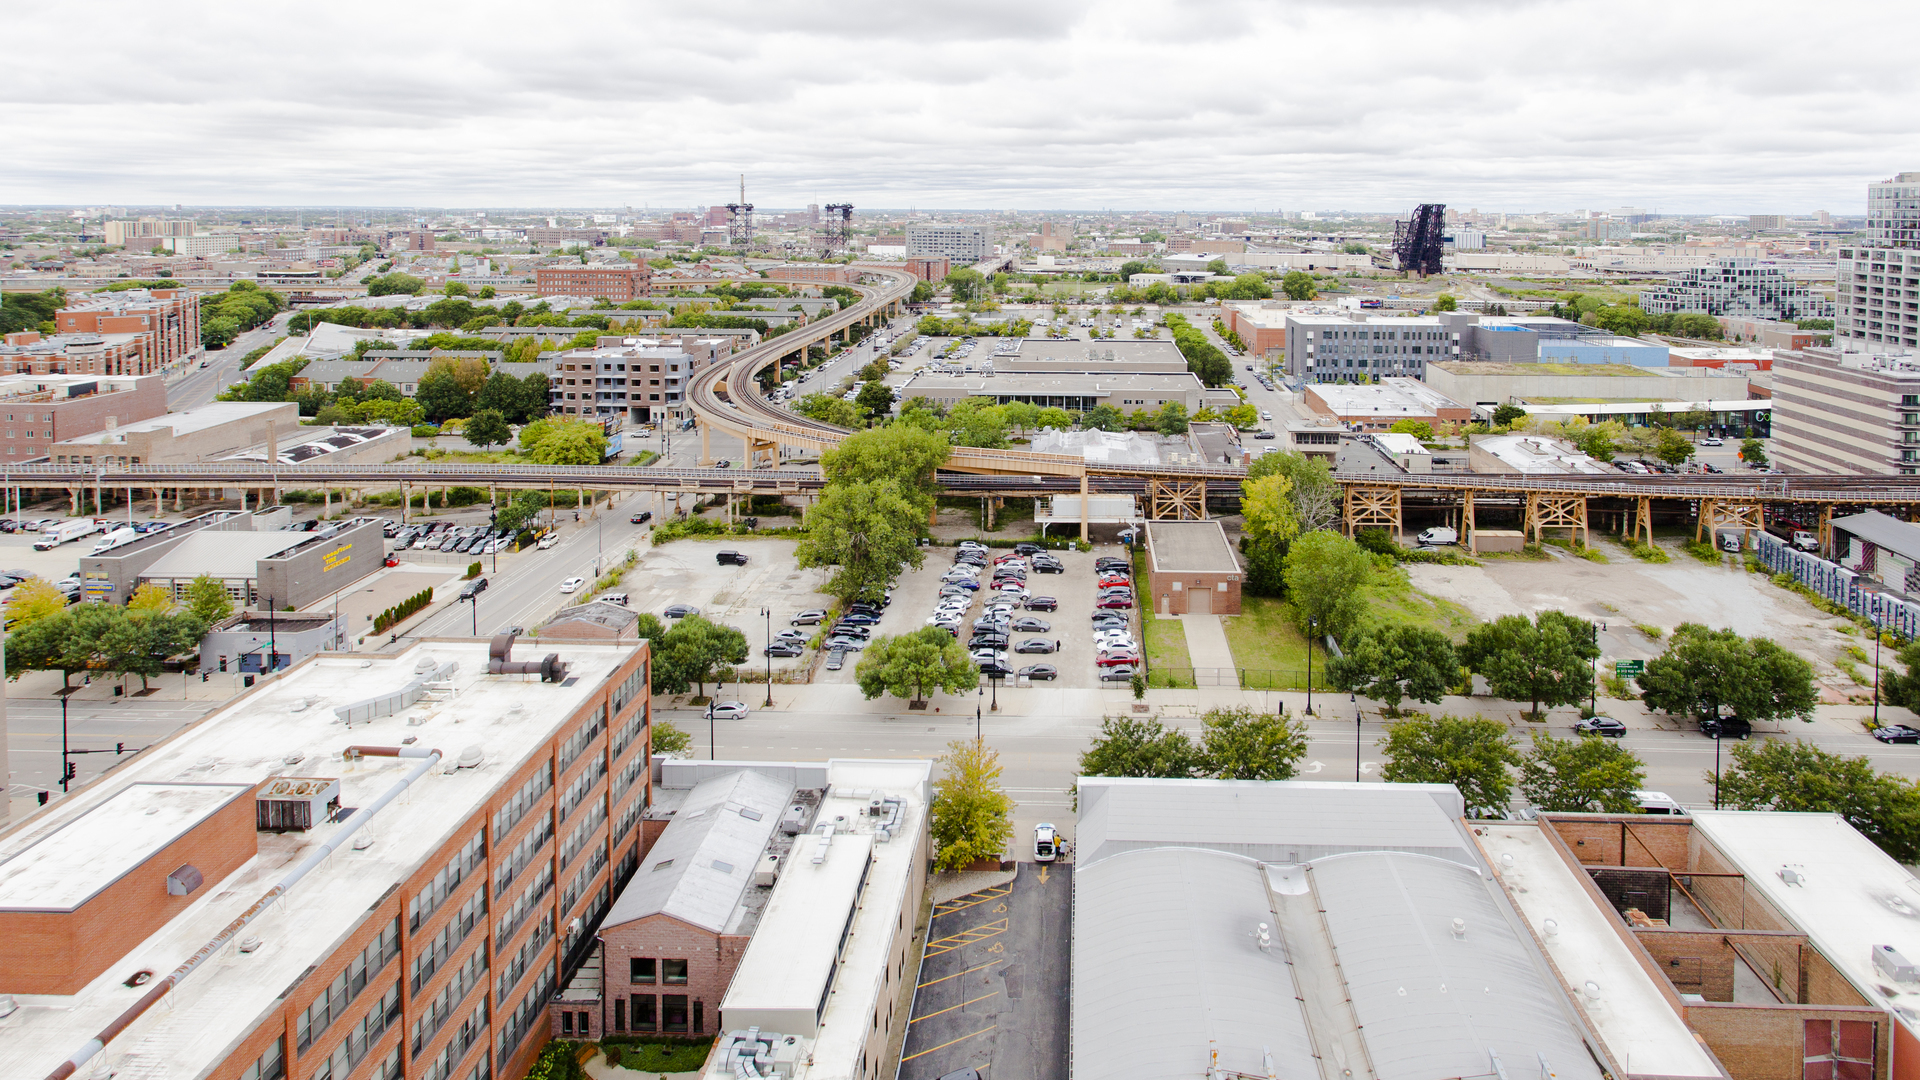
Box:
[168,311,295,410]
[403,510,652,640]
[6,696,217,801]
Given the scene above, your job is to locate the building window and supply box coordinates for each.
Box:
[615,997,626,1031]
[662,995,690,1033]
[631,995,657,1031]
[662,959,688,984]
[630,957,656,983]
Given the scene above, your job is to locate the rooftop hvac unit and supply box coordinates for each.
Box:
[256,776,343,832]
[1875,944,1920,983]
[779,802,810,836]
[754,852,780,888]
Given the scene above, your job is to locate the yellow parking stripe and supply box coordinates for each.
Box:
[901,1024,998,1063]
[917,959,1002,989]
[923,918,1007,956]
[911,990,999,1023]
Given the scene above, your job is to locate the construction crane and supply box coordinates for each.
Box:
[822,203,853,254]
[1393,203,1447,277]
[725,175,754,250]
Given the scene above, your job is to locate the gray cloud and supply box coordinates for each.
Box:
[1,0,1914,211]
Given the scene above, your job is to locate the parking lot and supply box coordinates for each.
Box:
[611,538,836,678]
[812,543,1137,691]
[898,864,1072,1080]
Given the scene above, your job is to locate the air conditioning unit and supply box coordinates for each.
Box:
[256,777,342,832]
[754,853,780,888]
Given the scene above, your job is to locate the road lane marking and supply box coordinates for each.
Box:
[924,918,1008,956]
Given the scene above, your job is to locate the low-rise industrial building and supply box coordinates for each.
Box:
[1144,519,1242,615]
[79,510,386,609]
[1303,377,1471,431]
[539,600,643,643]
[904,370,1234,415]
[290,351,508,395]
[50,401,298,465]
[1469,433,1612,475]
[0,634,653,1080]
[1423,361,1751,413]
[198,609,351,674]
[0,372,165,462]
[990,339,1189,375]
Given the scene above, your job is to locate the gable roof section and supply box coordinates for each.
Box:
[602,769,794,935]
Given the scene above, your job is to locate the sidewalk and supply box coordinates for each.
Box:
[1176,613,1234,669]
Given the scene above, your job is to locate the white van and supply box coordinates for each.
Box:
[1417,526,1458,547]
[1634,790,1688,815]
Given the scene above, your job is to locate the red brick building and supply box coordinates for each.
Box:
[904,256,951,282]
[54,287,200,372]
[1145,520,1244,615]
[560,770,798,1042]
[0,635,653,1080]
[0,330,150,377]
[0,372,166,461]
[535,264,653,302]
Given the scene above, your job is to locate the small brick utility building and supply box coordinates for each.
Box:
[1145,520,1243,615]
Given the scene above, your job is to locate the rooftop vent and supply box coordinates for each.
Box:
[454,745,485,770]
[255,777,342,832]
[166,865,203,897]
[1875,945,1920,983]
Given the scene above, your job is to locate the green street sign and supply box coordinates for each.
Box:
[1615,660,1645,677]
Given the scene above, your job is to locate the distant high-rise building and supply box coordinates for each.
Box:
[1838,171,1920,350]
[808,203,820,225]
[905,224,993,262]
[1641,258,1829,321]
[1749,214,1787,230]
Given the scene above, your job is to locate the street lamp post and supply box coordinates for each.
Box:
[707,699,716,761]
[1305,616,1317,716]
[761,607,774,707]
[990,674,999,713]
[61,692,71,791]
[1874,613,1885,729]
[1713,724,1724,810]
[976,684,983,742]
[1353,692,1362,782]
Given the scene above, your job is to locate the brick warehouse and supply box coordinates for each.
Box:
[533,264,653,302]
[1144,519,1243,615]
[0,632,652,1080]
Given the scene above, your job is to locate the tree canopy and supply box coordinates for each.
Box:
[1327,625,1460,710]
[1281,531,1373,639]
[645,615,748,699]
[517,417,607,464]
[1460,611,1598,717]
[1378,712,1520,815]
[795,479,927,605]
[931,739,1016,872]
[855,627,978,706]
[1637,623,1816,727]
[1518,732,1646,812]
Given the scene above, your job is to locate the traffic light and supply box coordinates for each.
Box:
[64,762,77,782]
[116,742,125,755]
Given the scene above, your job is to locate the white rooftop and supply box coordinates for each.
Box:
[1309,378,1465,418]
[1371,431,1431,456]
[0,638,639,1080]
[1479,823,1725,1078]
[139,532,309,578]
[0,783,252,911]
[1690,810,1920,1031]
[56,402,290,445]
[603,769,794,935]
[1474,434,1612,475]
[715,759,931,1077]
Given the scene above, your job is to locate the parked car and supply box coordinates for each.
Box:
[824,635,867,651]
[717,550,749,566]
[1574,715,1627,738]
[1096,596,1134,609]
[708,700,749,720]
[1015,542,1045,555]
[1096,651,1142,667]
[774,629,808,643]
[1011,616,1051,632]
[664,604,700,618]
[559,577,586,593]
[838,611,881,626]
[595,592,630,606]
[1025,596,1059,611]
[1033,823,1059,863]
[825,648,847,671]
[1015,638,1060,654]
[1018,664,1058,681]
[1871,724,1920,744]
[1699,716,1752,739]
[764,643,804,657]
[791,609,827,625]
[1099,664,1138,682]
[1702,437,1724,446]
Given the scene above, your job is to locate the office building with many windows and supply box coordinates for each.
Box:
[905,224,993,263]
[1770,346,1920,474]
[0,633,652,1080]
[1283,314,1459,382]
[1640,257,1830,321]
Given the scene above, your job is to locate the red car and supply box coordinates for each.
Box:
[1097,575,1132,589]
[1096,651,1141,667]
[1096,595,1134,609]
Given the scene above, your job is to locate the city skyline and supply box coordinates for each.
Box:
[3,0,1915,211]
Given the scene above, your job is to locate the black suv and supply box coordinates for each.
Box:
[1699,717,1751,740]
[716,551,748,566]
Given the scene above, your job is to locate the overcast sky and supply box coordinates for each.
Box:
[5,0,1914,214]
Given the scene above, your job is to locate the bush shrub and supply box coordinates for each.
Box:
[374,587,434,634]
[466,561,482,579]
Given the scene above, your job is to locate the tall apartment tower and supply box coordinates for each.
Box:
[1837,172,1920,350]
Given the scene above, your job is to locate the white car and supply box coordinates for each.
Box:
[708,700,749,721]
[1034,823,1059,862]
[559,577,586,593]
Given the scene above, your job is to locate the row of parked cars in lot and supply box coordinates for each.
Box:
[1089,554,1140,682]
[390,521,515,555]
[926,542,1063,679]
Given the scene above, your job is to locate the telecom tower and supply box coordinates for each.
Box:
[822,203,853,254]
[1393,203,1447,277]
[725,175,754,250]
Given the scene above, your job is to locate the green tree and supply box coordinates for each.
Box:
[1879,640,1920,713]
[128,582,174,613]
[855,627,978,707]
[1240,473,1300,551]
[1588,304,1651,337]
[1388,419,1435,440]
[366,272,426,297]
[651,717,693,756]
[1077,715,1203,781]
[1327,625,1460,710]
[1652,427,1696,466]
[464,408,511,450]
[1280,271,1317,301]
[1197,706,1309,780]
[1378,712,1520,815]
[795,480,927,605]
[1153,401,1190,435]
[1036,406,1073,430]
[794,393,861,428]
[1433,294,1458,312]
[1715,739,1920,862]
[183,574,235,626]
[201,316,240,350]
[855,380,894,421]
[1224,403,1259,429]
[1740,438,1768,466]
[1247,450,1341,533]
[5,577,68,629]
[517,417,607,464]
[414,361,474,423]
[1519,732,1646,812]
[1636,623,1817,727]
[931,739,1016,872]
[100,610,205,692]
[1206,257,1230,276]
[649,615,748,699]
[1460,611,1598,718]
[1281,531,1373,638]
[944,268,986,303]
[1084,404,1126,431]
[7,604,114,689]
[1491,403,1527,427]
[945,400,1010,448]
[820,426,951,505]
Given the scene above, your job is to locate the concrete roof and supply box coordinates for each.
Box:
[1308,378,1466,418]
[55,402,292,445]
[1074,778,1472,868]
[603,769,793,935]
[0,783,252,910]
[138,531,311,579]
[1145,519,1239,575]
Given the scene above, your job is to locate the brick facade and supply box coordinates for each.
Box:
[0,373,165,462]
[55,287,200,372]
[596,916,748,1039]
[535,265,652,302]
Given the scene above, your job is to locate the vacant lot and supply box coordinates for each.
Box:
[612,539,834,675]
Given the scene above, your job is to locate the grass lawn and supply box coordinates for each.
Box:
[1357,567,1478,641]
[604,1037,715,1073]
[1132,548,1193,682]
[1220,597,1329,689]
